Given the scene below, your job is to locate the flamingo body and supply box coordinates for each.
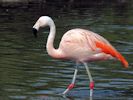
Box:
[58,28,115,62]
[48,27,128,67]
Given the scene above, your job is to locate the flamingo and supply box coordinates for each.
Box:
[32,16,128,97]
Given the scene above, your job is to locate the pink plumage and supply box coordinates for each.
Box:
[33,16,128,96]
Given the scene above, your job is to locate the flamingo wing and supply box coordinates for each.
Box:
[83,29,128,68]
[95,40,128,68]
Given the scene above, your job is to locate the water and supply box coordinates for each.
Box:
[0,1,133,100]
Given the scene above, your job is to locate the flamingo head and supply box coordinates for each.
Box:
[32,16,53,38]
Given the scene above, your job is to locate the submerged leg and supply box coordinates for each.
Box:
[62,64,78,95]
[83,63,94,97]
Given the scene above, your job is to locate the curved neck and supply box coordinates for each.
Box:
[46,20,60,58]
[46,21,56,49]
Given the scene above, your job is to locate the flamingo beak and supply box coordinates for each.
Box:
[32,28,38,38]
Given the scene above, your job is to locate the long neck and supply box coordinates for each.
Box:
[46,20,60,58]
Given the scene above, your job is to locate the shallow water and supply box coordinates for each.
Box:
[0,1,133,100]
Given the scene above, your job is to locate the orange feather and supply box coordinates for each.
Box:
[95,41,128,68]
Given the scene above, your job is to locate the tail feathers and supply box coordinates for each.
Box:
[115,52,128,68]
[95,41,128,68]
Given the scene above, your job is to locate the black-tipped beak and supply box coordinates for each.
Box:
[32,28,38,38]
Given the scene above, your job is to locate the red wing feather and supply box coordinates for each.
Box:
[95,41,128,68]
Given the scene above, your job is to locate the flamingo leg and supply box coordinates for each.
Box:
[83,63,94,97]
[62,65,78,95]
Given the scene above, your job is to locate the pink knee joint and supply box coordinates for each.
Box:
[68,83,75,90]
[90,81,94,89]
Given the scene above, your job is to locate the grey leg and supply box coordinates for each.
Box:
[83,63,94,97]
[62,64,78,95]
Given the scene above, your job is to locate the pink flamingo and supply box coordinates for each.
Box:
[32,16,128,97]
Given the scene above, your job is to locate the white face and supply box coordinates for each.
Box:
[33,19,40,31]
[32,16,54,38]
[33,16,52,30]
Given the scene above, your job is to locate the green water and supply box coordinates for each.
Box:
[0,1,133,100]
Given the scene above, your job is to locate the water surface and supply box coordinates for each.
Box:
[0,1,133,100]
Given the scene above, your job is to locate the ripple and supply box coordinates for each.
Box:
[0,3,133,100]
